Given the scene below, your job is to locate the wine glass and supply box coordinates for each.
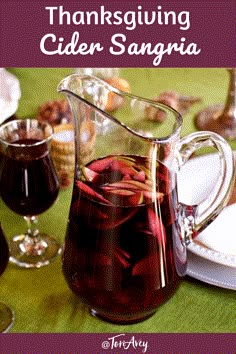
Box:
[0,223,14,332]
[0,119,61,268]
[195,68,236,139]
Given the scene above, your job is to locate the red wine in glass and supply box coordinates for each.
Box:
[62,154,186,324]
[0,138,59,216]
[0,223,14,332]
[0,119,61,268]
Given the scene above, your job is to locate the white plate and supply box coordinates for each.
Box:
[178,153,236,267]
[0,68,21,124]
[177,152,236,288]
[187,251,236,290]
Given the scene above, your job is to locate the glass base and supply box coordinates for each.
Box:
[9,233,61,268]
[194,104,236,140]
[0,302,14,333]
[90,308,156,325]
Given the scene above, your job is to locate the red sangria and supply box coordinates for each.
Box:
[0,138,59,216]
[0,119,61,268]
[62,154,187,324]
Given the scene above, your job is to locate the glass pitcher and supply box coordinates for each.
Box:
[58,74,234,324]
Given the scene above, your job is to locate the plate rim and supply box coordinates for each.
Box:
[187,241,236,268]
[186,251,236,290]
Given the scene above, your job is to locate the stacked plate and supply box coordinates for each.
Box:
[178,153,236,290]
[0,68,21,124]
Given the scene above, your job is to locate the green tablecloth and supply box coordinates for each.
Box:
[1,68,235,333]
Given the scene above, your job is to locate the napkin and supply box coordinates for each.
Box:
[0,68,21,122]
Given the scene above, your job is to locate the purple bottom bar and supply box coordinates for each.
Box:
[0,333,235,353]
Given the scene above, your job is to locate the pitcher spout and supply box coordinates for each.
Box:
[57,74,129,135]
[57,74,182,141]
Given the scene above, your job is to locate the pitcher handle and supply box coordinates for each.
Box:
[176,131,235,245]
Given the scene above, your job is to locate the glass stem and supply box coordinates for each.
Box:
[21,216,48,256]
[24,215,40,238]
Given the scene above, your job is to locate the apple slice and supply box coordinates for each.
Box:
[133,170,146,182]
[103,179,154,192]
[147,208,166,244]
[82,166,99,182]
[88,156,114,172]
[104,188,143,206]
[109,158,138,176]
[76,180,113,205]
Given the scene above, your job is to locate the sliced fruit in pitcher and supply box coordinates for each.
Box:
[104,189,144,206]
[76,180,113,205]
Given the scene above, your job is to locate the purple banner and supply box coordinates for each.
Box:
[1,333,236,352]
[0,0,235,67]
